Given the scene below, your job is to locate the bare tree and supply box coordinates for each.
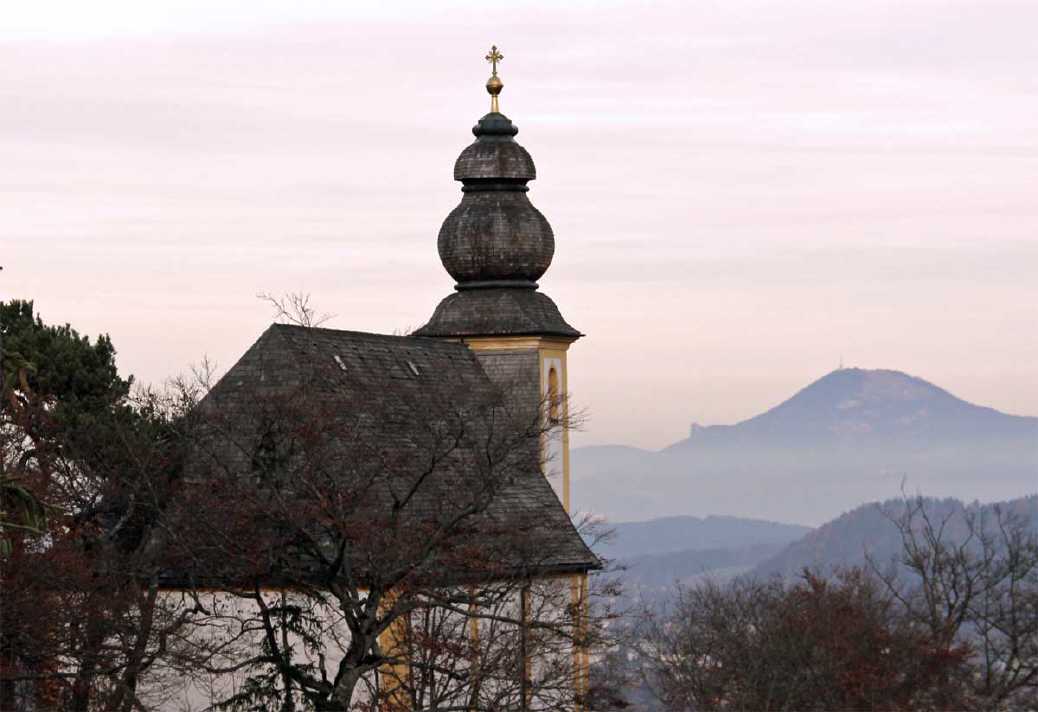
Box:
[872,495,1038,710]
[257,292,335,329]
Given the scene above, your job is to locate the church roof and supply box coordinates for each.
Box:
[177,324,597,586]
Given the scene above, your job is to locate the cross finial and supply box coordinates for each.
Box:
[485,45,503,76]
[484,45,504,113]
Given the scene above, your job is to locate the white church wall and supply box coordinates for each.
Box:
[146,580,580,711]
[153,590,358,711]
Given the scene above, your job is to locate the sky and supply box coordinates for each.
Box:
[3,0,1037,449]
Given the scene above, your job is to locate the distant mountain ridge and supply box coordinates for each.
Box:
[611,495,1038,607]
[595,515,811,606]
[670,369,1036,447]
[573,369,1038,525]
[752,494,1038,579]
[601,515,810,560]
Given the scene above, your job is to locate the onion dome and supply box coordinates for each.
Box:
[416,46,580,340]
[437,112,554,289]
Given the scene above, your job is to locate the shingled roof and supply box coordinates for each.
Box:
[179,324,597,586]
[414,288,581,339]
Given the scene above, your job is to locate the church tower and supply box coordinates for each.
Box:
[414,47,581,511]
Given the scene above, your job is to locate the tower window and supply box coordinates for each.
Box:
[547,367,561,426]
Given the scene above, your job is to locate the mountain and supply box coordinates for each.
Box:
[601,515,810,559]
[669,368,1036,446]
[752,494,1038,579]
[572,369,1038,525]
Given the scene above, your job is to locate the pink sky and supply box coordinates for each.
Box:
[3,0,1037,449]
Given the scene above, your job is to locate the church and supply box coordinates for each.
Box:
[164,47,600,711]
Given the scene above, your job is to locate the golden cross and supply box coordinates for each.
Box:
[485,45,503,77]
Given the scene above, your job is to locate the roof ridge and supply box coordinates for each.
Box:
[268,323,469,350]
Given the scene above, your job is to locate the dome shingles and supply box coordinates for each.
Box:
[454,137,535,182]
[413,289,581,339]
[437,191,553,286]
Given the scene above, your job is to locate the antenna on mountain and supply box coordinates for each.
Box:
[838,355,844,370]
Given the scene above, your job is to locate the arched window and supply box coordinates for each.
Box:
[547,367,561,426]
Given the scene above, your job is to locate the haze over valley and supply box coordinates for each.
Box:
[581,367,1037,610]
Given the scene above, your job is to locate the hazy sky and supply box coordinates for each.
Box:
[4,0,1037,449]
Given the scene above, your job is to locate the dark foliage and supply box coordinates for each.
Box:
[635,569,970,711]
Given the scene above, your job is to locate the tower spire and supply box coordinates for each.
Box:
[485,45,504,113]
[414,48,580,341]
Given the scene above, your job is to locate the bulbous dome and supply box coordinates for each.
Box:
[436,112,554,289]
[438,191,554,286]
